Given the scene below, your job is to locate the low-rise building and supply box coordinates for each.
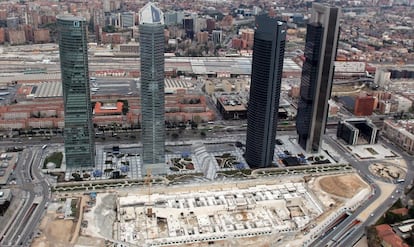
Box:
[378,100,399,114]
[165,90,215,123]
[8,30,26,45]
[337,118,379,145]
[375,224,409,247]
[33,29,50,43]
[383,120,414,155]
[392,94,412,113]
[94,102,124,116]
[215,92,247,120]
[119,43,139,54]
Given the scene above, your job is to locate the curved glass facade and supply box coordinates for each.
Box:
[245,15,286,168]
[57,15,95,168]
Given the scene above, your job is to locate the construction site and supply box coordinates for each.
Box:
[63,172,370,247]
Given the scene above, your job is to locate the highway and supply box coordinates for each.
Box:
[0,147,51,246]
[307,135,414,247]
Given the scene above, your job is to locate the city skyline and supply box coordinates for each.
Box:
[0,1,413,246]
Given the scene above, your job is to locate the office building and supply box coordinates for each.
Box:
[57,15,95,168]
[212,30,222,45]
[121,12,135,28]
[354,94,375,116]
[337,118,378,145]
[197,31,209,44]
[164,11,178,26]
[206,18,215,33]
[183,17,194,39]
[296,3,340,153]
[139,2,166,174]
[245,15,287,168]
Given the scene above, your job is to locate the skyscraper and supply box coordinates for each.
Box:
[245,15,287,168]
[139,2,166,174]
[296,3,340,153]
[57,15,95,168]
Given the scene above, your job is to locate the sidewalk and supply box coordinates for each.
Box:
[357,180,395,221]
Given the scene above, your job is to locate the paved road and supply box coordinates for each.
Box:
[1,123,412,247]
[308,135,414,247]
[1,148,51,246]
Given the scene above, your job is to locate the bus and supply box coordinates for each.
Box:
[42,145,48,150]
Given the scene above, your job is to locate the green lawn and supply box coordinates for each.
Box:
[43,152,63,169]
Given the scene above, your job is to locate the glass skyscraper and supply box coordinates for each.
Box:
[139,3,166,174]
[57,15,95,168]
[245,15,287,168]
[296,3,340,153]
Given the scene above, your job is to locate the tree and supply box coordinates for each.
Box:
[118,100,129,115]
[191,121,198,129]
[409,224,414,246]
[72,173,82,181]
[408,206,414,218]
[171,133,179,139]
[383,211,403,224]
[102,25,116,33]
[366,226,381,247]
[391,198,404,209]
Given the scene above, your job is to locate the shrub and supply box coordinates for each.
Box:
[43,152,63,169]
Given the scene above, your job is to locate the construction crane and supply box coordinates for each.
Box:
[144,168,153,217]
[144,168,153,240]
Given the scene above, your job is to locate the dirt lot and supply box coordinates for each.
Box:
[319,174,367,198]
[31,212,74,247]
[369,163,405,180]
[31,196,103,247]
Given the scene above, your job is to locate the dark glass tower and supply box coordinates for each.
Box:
[139,3,166,174]
[57,15,95,168]
[245,15,287,168]
[296,3,340,153]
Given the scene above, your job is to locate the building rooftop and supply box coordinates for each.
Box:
[94,102,123,115]
[139,2,164,25]
[0,73,61,85]
[32,81,63,98]
[56,14,86,22]
[165,78,192,93]
[216,93,247,112]
[375,224,409,247]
